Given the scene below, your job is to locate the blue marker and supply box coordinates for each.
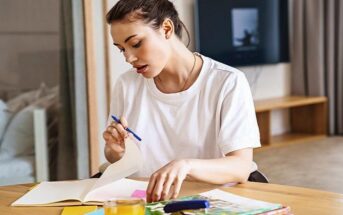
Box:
[111,115,142,141]
[163,200,210,213]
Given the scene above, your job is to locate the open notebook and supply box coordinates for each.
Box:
[12,138,148,207]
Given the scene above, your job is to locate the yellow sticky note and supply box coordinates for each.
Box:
[61,206,98,215]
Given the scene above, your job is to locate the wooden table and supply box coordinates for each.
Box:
[1,181,343,215]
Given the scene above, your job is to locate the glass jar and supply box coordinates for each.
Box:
[104,198,145,215]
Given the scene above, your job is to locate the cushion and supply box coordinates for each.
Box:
[0,87,59,161]
[0,100,13,142]
[0,105,37,161]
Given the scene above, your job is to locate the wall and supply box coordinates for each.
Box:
[239,64,291,135]
[0,0,60,98]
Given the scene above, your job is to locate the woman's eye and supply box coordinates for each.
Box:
[119,48,125,53]
[132,41,141,48]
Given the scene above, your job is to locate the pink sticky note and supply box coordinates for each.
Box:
[131,189,146,198]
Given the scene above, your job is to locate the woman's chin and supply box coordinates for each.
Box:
[141,72,156,79]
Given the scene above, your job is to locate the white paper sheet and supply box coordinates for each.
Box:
[86,137,143,194]
[84,178,148,202]
[200,189,281,210]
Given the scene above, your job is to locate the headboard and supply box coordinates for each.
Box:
[0,89,36,101]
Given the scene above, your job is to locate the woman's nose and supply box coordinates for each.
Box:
[124,52,137,64]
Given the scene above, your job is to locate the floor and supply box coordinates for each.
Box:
[254,136,343,194]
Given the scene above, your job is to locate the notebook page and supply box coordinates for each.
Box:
[85,137,143,200]
[11,179,97,206]
[84,178,148,202]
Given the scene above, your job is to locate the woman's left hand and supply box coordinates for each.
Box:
[146,159,192,202]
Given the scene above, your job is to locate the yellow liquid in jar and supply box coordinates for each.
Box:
[104,200,145,215]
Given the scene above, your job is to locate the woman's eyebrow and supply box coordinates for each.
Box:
[113,34,138,46]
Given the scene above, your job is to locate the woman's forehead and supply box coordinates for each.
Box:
[110,20,155,43]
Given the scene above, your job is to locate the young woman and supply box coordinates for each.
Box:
[102,0,260,203]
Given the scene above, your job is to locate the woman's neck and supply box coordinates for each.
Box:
[155,41,202,93]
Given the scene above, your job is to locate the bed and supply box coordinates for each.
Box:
[0,86,58,186]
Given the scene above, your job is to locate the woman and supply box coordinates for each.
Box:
[102,0,260,203]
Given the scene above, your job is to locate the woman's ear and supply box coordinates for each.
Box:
[161,18,174,39]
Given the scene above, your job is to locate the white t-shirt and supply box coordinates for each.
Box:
[108,55,260,177]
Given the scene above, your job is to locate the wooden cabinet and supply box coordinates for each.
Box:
[254,96,327,148]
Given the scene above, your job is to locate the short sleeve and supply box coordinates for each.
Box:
[107,76,125,126]
[217,72,261,155]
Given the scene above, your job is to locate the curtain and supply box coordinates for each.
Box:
[58,0,77,180]
[291,0,343,135]
[58,0,90,180]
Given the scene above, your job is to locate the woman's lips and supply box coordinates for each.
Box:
[136,65,148,74]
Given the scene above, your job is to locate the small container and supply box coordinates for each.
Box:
[104,197,145,215]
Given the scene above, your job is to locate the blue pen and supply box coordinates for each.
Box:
[111,115,142,141]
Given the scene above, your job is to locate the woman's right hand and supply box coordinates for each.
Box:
[103,116,129,163]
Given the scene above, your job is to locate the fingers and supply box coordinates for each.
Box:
[171,177,182,199]
[146,174,157,203]
[102,116,130,157]
[111,122,128,139]
[103,129,123,150]
[146,160,191,203]
[106,125,123,142]
[102,116,129,142]
[102,131,113,142]
[147,174,183,203]
[150,173,168,202]
[161,175,174,200]
[120,116,128,128]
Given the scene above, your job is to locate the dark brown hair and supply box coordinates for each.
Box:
[106,0,190,46]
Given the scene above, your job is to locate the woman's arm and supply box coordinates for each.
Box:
[187,148,253,184]
[146,148,254,202]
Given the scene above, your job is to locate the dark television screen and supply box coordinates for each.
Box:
[195,0,289,66]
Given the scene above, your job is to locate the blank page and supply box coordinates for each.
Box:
[12,179,97,206]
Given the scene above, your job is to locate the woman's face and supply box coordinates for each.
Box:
[110,19,170,78]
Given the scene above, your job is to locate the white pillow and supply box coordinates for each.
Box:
[0,105,36,161]
[0,100,12,142]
